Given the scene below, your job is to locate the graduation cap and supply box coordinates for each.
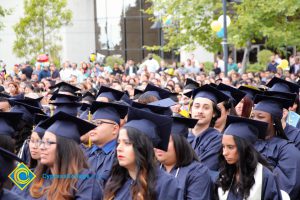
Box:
[184,78,200,90]
[217,83,246,106]
[38,111,97,143]
[90,101,128,124]
[97,85,124,101]
[264,91,297,102]
[50,92,79,103]
[169,92,179,102]
[33,114,49,138]
[224,115,268,144]
[13,96,43,109]
[0,112,23,137]
[142,84,172,100]
[81,91,95,103]
[133,88,144,99]
[238,85,263,100]
[266,77,300,94]
[53,104,80,117]
[209,83,218,88]
[0,92,10,98]
[9,100,45,123]
[185,84,229,104]
[254,94,293,118]
[120,94,133,106]
[49,81,80,96]
[132,100,173,116]
[124,107,172,151]
[171,117,198,138]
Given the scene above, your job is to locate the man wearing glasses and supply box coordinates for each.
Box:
[85,101,128,186]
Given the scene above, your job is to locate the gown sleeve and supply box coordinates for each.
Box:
[261,167,283,200]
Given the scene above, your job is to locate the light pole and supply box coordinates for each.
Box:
[222,0,228,77]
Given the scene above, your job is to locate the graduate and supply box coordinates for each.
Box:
[79,91,96,120]
[104,107,181,199]
[0,147,23,200]
[252,94,300,200]
[155,116,213,199]
[9,99,45,155]
[180,78,200,112]
[138,83,172,104]
[49,92,81,116]
[96,85,124,102]
[12,111,103,200]
[0,112,23,152]
[214,83,246,132]
[185,84,229,175]
[27,114,49,169]
[236,85,263,118]
[86,101,128,185]
[216,115,282,200]
[264,77,300,150]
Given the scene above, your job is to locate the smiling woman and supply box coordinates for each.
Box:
[11,112,103,200]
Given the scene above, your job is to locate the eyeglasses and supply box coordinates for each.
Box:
[29,139,41,147]
[39,140,57,148]
[92,120,117,126]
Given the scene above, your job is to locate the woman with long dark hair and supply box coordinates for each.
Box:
[12,111,103,200]
[216,115,282,199]
[252,94,300,199]
[155,116,213,199]
[104,107,180,199]
[214,83,245,132]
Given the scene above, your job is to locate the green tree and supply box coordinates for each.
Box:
[0,6,12,36]
[146,0,300,73]
[13,0,72,62]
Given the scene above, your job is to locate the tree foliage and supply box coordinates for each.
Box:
[0,6,12,36]
[146,0,300,56]
[13,0,72,61]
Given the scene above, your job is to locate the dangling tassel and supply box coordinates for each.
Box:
[50,105,54,117]
[88,136,92,148]
[88,110,92,122]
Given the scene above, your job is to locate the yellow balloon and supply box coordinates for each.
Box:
[281,59,289,68]
[211,21,222,32]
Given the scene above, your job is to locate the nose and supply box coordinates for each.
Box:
[223,147,228,157]
[116,143,123,152]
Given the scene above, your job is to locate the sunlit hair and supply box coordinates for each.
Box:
[30,135,88,200]
[104,127,157,200]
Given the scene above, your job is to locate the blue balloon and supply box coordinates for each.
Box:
[217,28,224,38]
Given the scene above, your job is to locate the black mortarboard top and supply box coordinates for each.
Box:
[224,115,268,144]
[124,107,172,151]
[254,94,293,118]
[33,113,49,139]
[0,146,23,182]
[90,101,128,124]
[184,78,200,90]
[50,92,80,104]
[82,91,96,103]
[264,90,297,102]
[0,112,23,137]
[266,77,300,94]
[169,92,179,102]
[9,100,45,123]
[0,92,10,98]
[49,81,80,96]
[133,88,144,99]
[185,84,229,104]
[143,84,172,100]
[171,116,198,138]
[217,83,246,106]
[148,98,177,107]
[209,83,218,88]
[0,147,23,164]
[132,100,173,116]
[238,85,263,100]
[39,111,96,143]
[97,85,124,101]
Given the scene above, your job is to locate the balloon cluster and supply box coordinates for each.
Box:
[277,59,289,70]
[210,15,231,38]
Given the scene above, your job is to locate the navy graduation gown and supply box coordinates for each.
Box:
[284,123,300,150]
[19,140,31,165]
[218,166,282,200]
[111,168,181,200]
[188,127,222,173]
[255,137,300,200]
[164,161,213,200]
[84,140,116,186]
[0,189,23,200]
[11,169,103,200]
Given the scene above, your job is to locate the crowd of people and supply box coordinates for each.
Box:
[1,52,300,200]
